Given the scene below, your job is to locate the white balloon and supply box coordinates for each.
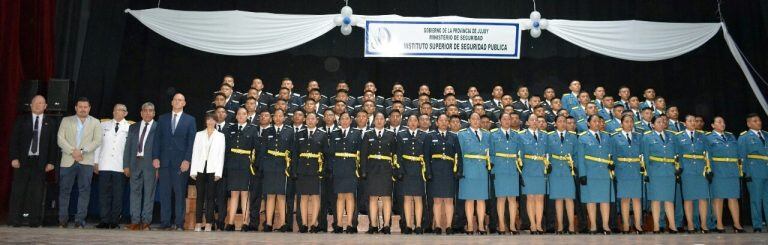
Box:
[333,15,343,26]
[530,11,541,21]
[530,28,541,38]
[350,16,361,26]
[341,25,352,35]
[523,20,532,30]
[539,19,549,29]
[341,6,353,17]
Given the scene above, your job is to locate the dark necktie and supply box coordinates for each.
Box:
[239,125,243,132]
[441,132,446,138]
[533,131,538,141]
[31,116,39,154]
[689,131,694,142]
[721,134,726,142]
[115,123,119,133]
[660,133,665,143]
[626,133,631,145]
[171,114,178,134]
[411,131,416,138]
[138,122,148,154]
[758,131,766,145]
[216,124,221,132]
[309,130,314,138]
[560,132,564,143]
[675,122,680,131]
[378,131,382,139]
[505,130,510,140]
[475,130,481,141]
[343,129,347,139]
[595,132,601,144]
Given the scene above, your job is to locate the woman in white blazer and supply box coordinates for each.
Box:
[190,113,225,232]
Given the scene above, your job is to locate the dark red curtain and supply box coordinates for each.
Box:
[0,0,56,222]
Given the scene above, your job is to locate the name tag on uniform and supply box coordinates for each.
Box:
[268,135,274,138]
[432,139,439,142]
[402,138,409,141]
[335,137,341,140]
[299,138,305,141]
[369,138,374,142]
[230,131,236,134]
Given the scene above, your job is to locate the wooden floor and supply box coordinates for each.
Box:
[3,226,768,244]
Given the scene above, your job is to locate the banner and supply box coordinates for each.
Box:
[364,19,521,59]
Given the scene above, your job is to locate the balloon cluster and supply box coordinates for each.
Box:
[525,11,549,38]
[333,6,361,36]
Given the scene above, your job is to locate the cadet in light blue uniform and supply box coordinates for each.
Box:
[570,91,591,123]
[546,115,578,233]
[518,114,548,234]
[611,114,645,233]
[604,104,625,133]
[457,112,491,234]
[642,115,679,233]
[561,80,581,115]
[575,102,598,133]
[489,112,522,234]
[634,108,654,133]
[707,116,745,233]
[674,115,710,232]
[576,115,614,234]
[739,113,768,232]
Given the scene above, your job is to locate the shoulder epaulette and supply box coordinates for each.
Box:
[644,131,652,135]
[577,119,585,122]
[100,118,111,122]
[546,131,554,135]
[614,128,622,132]
[480,129,489,132]
[490,128,499,132]
[725,131,734,135]
[127,120,135,125]
[672,131,683,135]
[610,132,618,136]
[563,93,571,97]
[517,130,526,135]
[600,131,609,134]
[740,131,748,136]
[571,106,579,110]
[384,128,394,132]
[705,131,712,135]
[567,131,577,134]
[696,130,706,134]
[317,128,326,133]
[458,128,467,132]
[578,131,587,136]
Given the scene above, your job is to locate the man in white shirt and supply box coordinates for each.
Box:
[94,104,131,229]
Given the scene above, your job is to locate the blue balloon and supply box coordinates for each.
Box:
[532,21,540,28]
[343,16,351,25]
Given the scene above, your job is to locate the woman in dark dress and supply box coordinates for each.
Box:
[328,112,362,233]
[395,114,427,234]
[223,108,257,231]
[361,112,398,234]
[425,114,462,234]
[292,112,327,233]
[259,109,295,232]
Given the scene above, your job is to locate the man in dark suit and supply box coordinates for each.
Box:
[152,93,197,230]
[123,102,158,230]
[8,95,58,227]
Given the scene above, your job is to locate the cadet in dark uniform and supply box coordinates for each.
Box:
[361,112,398,234]
[328,112,363,233]
[396,114,428,234]
[223,108,258,231]
[259,109,295,232]
[425,114,462,235]
[292,112,328,233]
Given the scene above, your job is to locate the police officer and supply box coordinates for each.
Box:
[360,112,398,234]
[739,113,768,233]
[576,115,614,234]
[395,114,427,234]
[328,112,363,233]
[458,112,492,235]
[425,114,462,235]
[519,114,548,234]
[611,114,644,234]
[642,115,679,233]
[223,108,258,231]
[490,112,522,235]
[292,112,328,233]
[707,116,744,233]
[674,115,711,233]
[259,109,295,232]
[546,115,578,234]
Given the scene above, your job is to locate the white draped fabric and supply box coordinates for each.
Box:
[125,8,767,115]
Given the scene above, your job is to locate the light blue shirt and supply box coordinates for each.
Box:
[76,117,87,147]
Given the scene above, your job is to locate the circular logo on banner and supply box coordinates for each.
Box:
[369,27,391,52]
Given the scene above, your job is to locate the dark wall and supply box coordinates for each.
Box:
[57,0,768,132]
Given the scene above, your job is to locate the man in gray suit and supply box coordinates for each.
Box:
[56,97,102,228]
[123,102,158,231]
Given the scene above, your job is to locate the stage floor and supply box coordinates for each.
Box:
[2,227,768,244]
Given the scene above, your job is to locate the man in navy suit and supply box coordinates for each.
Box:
[152,93,197,230]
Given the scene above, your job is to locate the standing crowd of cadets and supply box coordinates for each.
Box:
[8,75,768,236]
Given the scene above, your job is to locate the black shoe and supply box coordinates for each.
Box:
[500,229,509,235]
[366,227,379,234]
[241,225,251,232]
[603,230,612,235]
[434,228,443,235]
[96,223,110,229]
[347,226,358,234]
[381,226,391,234]
[333,225,343,233]
[567,230,576,235]
[477,230,487,235]
[715,228,726,233]
[414,227,423,234]
[58,222,68,228]
[423,227,433,234]
[652,230,662,234]
[686,229,695,234]
[29,223,40,228]
[445,227,454,235]
[667,229,678,234]
[278,225,290,232]
[110,223,120,229]
[489,227,498,234]
[734,228,745,233]
[754,228,762,233]
[701,229,710,234]
[588,230,598,235]
[74,221,86,229]
[299,225,308,233]
[225,224,235,231]
[402,227,412,234]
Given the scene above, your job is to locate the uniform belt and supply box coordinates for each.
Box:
[334,151,361,178]
[523,154,546,161]
[649,156,675,163]
[267,149,291,177]
[230,148,252,155]
[711,157,738,163]
[465,150,491,171]
[747,154,768,161]
[299,152,324,175]
[549,154,569,161]
[401,154,427,181]
[682,154,705,160]
[616,157,642,163]
[495,153,518,159]
[431,153,459,173]
[368,154,393,161]
[584,155,612,164]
